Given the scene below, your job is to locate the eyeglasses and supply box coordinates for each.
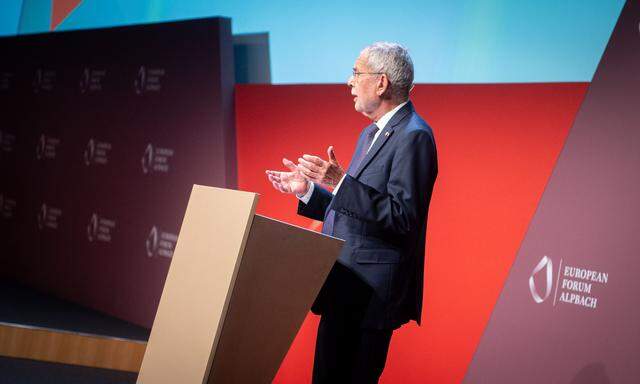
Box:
[351,69,384,78]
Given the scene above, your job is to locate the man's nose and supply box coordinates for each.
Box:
[347,75,354,87]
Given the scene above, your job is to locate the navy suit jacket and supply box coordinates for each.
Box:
[297,101,438,329]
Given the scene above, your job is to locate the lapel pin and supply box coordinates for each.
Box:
[384,131,390,137]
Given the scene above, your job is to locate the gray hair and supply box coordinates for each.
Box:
[361,42,414,101]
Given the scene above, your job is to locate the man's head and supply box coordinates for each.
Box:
[348,42,414,120]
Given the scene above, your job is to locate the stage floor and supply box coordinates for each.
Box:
[0,280,150,341]
[0,356,137,384]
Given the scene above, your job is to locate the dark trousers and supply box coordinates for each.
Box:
[312,315,393,384]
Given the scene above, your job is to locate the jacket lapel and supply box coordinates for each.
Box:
[354,102,414,178]
[346,123,376,176]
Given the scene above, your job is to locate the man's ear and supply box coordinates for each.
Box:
[377,74,391,98]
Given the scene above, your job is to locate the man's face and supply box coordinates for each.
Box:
[348,54,382,117]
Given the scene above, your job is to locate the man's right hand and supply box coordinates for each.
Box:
[265,158,310,195]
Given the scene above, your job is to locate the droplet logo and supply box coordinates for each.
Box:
[32,69,42,93]
[146,226,159,257]
[84,138,95,166]
[37,204,47,230]
[87,213,99,242]
[134,66,146,95]
[529,255,554,303]
[141,143,153,174]
[35,134,46,160]
[144,225,177,258]
[79,68,90,94]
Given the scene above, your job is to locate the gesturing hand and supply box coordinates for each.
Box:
[297,146,345,188]
[265,158,310,195]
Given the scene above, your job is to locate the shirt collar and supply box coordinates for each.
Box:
[374,101,409,130]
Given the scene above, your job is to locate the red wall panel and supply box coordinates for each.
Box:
[51,0,83,30]
[235,83,587,383]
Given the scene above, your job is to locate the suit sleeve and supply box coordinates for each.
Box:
[330,129,436,236]
[297,183,333,221]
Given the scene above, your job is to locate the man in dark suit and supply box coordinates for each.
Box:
[266,42,437,383]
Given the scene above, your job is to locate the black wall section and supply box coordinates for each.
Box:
[0,17,236,328]
[234,32,271,84]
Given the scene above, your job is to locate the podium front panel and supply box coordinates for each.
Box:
[208,215,342,383]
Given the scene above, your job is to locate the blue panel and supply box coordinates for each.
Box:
[4,0,628,83]
[0,0,24,36]
[17,0,51,35]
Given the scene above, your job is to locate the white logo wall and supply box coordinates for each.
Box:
[145,226,177,258]
[79,68,106,94]
[134,66,165,95]
[141,143,174,174]
[86,213,115,243]
[84,138,111,166]
[37,203,62,230]
[529,255,608,309]
[0,194,16,219]
[32,69,55,93]
[35,134,60,160]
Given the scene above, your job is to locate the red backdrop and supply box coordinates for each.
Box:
[235,83,587,383]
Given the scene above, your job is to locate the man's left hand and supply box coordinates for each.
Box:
[297,146,345,188]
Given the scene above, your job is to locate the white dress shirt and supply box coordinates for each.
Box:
[297,101,408,203]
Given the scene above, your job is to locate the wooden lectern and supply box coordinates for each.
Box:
[137,185,343,383]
